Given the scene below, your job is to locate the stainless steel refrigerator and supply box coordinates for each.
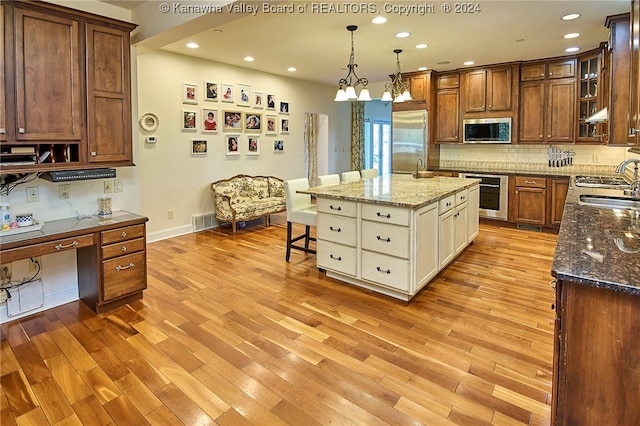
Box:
[391,110,428,174]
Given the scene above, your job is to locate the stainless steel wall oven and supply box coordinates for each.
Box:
[460,173,509,220]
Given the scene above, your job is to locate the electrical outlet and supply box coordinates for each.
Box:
[29,257,41,273]
[59,184,70,199]
[1,264,11,281]
[114,180,123,193]
[26,186,39,202]
[593,154,600,163]
[168,209,174,219]
[104,180,114,194]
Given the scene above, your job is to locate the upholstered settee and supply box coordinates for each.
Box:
[211,174,286,233]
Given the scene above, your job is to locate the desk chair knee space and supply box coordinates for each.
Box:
[284,178,317,262]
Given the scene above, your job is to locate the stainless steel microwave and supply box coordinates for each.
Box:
[463,117,511,143]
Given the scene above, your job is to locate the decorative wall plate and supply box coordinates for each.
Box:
[139,113,159,132]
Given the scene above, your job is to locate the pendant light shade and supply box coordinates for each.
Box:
[334,25,371,102]
[382,49,412,103]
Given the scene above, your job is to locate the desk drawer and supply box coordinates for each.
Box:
[102,252,146,302]
[102,224,145,244]
[102,238,145,261]
[1,234,94,263]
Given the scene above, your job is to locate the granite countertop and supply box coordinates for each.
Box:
[552,187,640,296]
[302,174,480,209]
[435,162,627,180]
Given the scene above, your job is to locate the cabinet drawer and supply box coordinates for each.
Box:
[456,189,469,206]
[439,195,455,214]
[102,252,146,302]
[317,240,356,276]
[101,237,145,261]
[361,251,410,292]
[1,234,94,263]
[515,176,546,188]
[361,221,410,259]
[316,198,357,217]
[361,203,410,226]
[317,214,357,246]
[101,224,145,244]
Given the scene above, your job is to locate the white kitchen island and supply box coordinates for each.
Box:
[302,174,480,301]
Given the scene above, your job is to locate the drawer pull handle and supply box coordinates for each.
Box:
[329,205,342,211]
[376,235,391,242]
[115,262,134,271]
[329,254,342,261]
[376,212,391,218]
[329,226,342,232]
[446,202,451,207]
[376,267,391,274]
[55,240,79,251]
[524,180,536,184]
[460,196,466,200]
[18,128,25,134]
[121,231,127,238]
[121,246,127,252]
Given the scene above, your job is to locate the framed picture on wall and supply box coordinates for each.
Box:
[247,136,260,155]
[266,94,276,110]
[265,115,277,135]
[183,83,197,104]
[223,110,243,131]
[202,108,218,133]
[280,117,289,134]
[205,81,218,101]
[237,83,251,106]
[253,91,264,109]
[244,112,261,131]
[191,139,207,155]
[221,83,234,103]
[182,110,197,131]
[279,101,289,114]
[273,140,284,153]
[226,135,240,155]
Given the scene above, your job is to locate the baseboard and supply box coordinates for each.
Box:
[146,224,194,243]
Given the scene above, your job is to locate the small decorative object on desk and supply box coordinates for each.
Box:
[98,197,112,218]
[15,213,34,227]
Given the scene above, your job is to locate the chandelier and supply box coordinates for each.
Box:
[334,25,371,102]
[381,49,412,103]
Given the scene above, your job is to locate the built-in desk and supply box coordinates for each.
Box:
[0,211,148,313]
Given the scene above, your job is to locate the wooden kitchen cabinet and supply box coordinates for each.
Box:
[552,280,640,425]
[435,73,460,143]
[606,13,634,146]
[0,5,5,143]
[576,50,607,143]
[0,0,136,173]
[392,70,432,112]
[519,78,575,143]
[631,0,640,146]
[548,177,569,227]
[521,60,576,81]
[512,176,547,226]
[463,66,512,113]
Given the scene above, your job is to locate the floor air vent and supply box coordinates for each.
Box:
[192,212,216,232]
[516,223,542,232]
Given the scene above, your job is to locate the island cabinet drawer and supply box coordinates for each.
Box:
[361,204,410,226]
[456,189,469,206]
[101,224,145,245]
[514,176,546,188]
[317,240,356,276]
[316,198,357,217]
[317,214,357,246]
[102,252,147,302]
[101,237,145,261]
[439,195,455,214]
[361,221,410,259]
[361,251,410,292]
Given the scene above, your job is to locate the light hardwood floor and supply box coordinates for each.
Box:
[1,215,559,425]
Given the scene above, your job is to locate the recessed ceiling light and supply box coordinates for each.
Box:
[562,13,581,21]
[564,33,580,39]
[418,66,428,71]
[244,56,255,62]
[371,16,387,24]
[464,61,475,66]
[186,42,199,49]
[395,31,411,38]
[565,47,580,52]
[287,67,296,72]
[416,43,428,49]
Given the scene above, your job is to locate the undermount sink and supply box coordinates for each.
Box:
[574,175,630,189]
[579,195,640,210]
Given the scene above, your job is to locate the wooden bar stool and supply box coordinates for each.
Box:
[284,178,317,262]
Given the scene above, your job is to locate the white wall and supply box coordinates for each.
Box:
[136,50,351,239]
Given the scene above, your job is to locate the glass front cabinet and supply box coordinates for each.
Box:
[576,48,607,144]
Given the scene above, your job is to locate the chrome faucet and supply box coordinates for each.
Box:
[615,158,640,182]
[416,157,424,174]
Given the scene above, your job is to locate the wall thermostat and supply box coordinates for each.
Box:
[146,136,157,144]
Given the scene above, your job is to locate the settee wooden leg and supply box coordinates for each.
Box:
[266,214,270,227]
[286,221,293,262]
[232,221,237,234]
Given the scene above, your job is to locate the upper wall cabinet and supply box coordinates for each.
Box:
[521,60,576,81]
[462,66,514,114]
[576,48,607,144]
[391,70,432,112]
[1,1,137,174]
[630,0,640,147]
[435,73,460,143]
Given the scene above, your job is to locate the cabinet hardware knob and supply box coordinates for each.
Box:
[329,205,342,211]
[376,267,391,274]
[115,262,134,271]
[549,279,557,289]
[0,128,5,134]
[329,254,342,261]
[18,128,25,134]
[376,212,391,218]
[329,226,342,232]
[551,303,556,310]
[549,72,553,76]
[91,152,97,156]
[121,246,127,252]
[121,231,127,238]
[55,240,79,251]
[376,235,391,242]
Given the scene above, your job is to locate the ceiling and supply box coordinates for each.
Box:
[105,1,631,89]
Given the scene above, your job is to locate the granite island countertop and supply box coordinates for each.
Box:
[302,174,480,209]
[552,186,640,296]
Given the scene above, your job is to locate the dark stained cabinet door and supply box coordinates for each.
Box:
[519,82,545,143]
[436,89,460,143]
[0,5,5,142]
[487,67,512,111]
[464,70,486,113]
[546,78,576,143]
[548,178,569,227]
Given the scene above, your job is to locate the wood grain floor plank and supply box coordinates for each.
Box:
[1,369,39,417]
[31,377,74,423]
[153,383,216,425]
[43,354,93,404]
